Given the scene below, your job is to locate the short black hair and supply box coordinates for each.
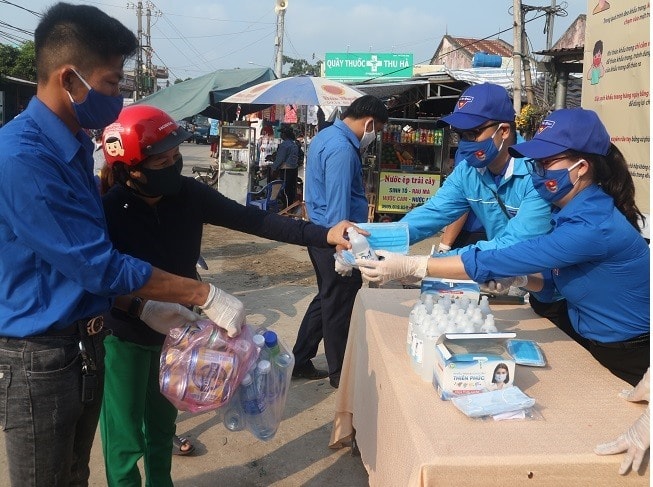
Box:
[342,95,389,123]
[34,2,138,82]
[593,40,603,56]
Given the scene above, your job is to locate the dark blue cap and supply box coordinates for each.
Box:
[508,108,611,159]
[436,83,515,129]
[263,330,278,348]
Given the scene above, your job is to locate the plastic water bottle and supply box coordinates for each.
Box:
[479,295,491,317]
[347,227,377,261]
[240,372,277,440]
[263,330,281,360]
[420,316,440,382]
[223,402,245,431]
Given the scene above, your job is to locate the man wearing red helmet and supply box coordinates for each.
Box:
[99,104,362,486]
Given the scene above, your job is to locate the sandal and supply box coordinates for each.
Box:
[172,435,196,456]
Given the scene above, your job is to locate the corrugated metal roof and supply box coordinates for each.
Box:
[446,36,514,58]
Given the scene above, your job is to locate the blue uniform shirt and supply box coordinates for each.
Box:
[461,185,650,343]
[0,97,152,337]
[304,118,368,226]
[401,136,553,254]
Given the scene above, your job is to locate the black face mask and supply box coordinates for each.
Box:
[134,157,183,197]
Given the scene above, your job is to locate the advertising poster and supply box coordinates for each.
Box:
[377,171,440,213]
[582,0,650,235]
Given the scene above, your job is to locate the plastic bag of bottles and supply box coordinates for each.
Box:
[159,320,258,413]
[223,328,295,441]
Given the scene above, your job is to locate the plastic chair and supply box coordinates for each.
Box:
[246,179,285,212]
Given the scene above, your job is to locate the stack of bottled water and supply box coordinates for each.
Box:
[407,293,496,383]
[222,329,294,441]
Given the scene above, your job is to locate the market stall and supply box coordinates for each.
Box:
[216,124,257,205]
[329,288,647,486]
[366,118,449,220]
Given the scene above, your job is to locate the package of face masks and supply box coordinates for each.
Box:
[335,222,410,267]
[421,277,481,303]
[451,386,535,418]
[506,339,546,367]
[433,332,516,400]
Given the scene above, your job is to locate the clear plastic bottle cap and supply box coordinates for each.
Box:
[252,334,265,348]
[257,360,271,374]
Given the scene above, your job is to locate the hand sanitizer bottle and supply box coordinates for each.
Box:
[347,227,377,261]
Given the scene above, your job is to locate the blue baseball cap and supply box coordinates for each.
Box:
[436,83,515,129]
[508,108,611,159]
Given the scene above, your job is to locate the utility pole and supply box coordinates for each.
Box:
[521,5,536,105]
[274,0,288,77]
[127,2,143,100]
[513,0,522,114]
[543,0,557,104]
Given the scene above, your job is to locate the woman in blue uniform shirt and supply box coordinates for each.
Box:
[357,108,649,387]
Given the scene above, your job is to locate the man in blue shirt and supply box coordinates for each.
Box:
[399,83,573,339]
[292,95,388,388]
[0,4,247,485]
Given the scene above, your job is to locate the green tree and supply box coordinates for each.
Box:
[0,41,36,81]
[282,55,322,77]
[12,41,36,81]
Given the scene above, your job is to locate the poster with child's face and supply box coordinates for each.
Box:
[582,0,650,235]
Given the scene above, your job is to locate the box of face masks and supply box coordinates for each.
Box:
[421,277,480,303]
[432,332,516,400]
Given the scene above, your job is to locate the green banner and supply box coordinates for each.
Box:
[324,53,413,81]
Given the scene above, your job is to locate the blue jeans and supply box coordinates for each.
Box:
[0,332,106,486]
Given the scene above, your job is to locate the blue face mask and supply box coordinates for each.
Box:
[67,68,124,129]
[530,160,582,203]
[457,124,504,169]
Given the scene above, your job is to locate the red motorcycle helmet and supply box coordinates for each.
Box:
[102,104,191,167]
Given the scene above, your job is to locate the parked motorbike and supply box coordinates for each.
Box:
[192,164,220,187]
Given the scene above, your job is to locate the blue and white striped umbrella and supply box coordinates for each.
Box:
[221,76,364,107]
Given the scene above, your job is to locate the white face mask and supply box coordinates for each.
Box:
[359,119,376,151]
[494,371,507,383]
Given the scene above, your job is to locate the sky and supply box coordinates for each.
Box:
[1,0,587,85]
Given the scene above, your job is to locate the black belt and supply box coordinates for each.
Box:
[42,316,105,337]
[588,333,649,350]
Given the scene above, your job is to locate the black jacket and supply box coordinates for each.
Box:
[102,176,331,346]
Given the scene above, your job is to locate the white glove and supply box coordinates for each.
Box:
[480,276,528,295]
[355,250,429,286]
[437,243,451,254]
[335,259,353,277]
[199,283,245,338]
[620,368,650,403]
[595,406,650,475]
[595,368,650,475]
[140,300,201,335]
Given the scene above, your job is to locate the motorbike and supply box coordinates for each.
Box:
[192,164,220,187]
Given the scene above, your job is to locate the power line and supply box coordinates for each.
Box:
[361,9,561,84]
[0,0,41,17]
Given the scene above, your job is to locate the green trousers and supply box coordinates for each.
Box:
[100,335,178,487]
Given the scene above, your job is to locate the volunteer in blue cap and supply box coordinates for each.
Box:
[358,108,649,387]
[399,83,571,337]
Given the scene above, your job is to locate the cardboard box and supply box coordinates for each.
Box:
[432,332,516,400]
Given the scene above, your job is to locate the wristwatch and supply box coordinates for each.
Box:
[128,296,144,318]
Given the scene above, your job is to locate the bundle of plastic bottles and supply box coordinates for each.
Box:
[408,293,496,382]
[159,320,258,413]
[220,328,295,441]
